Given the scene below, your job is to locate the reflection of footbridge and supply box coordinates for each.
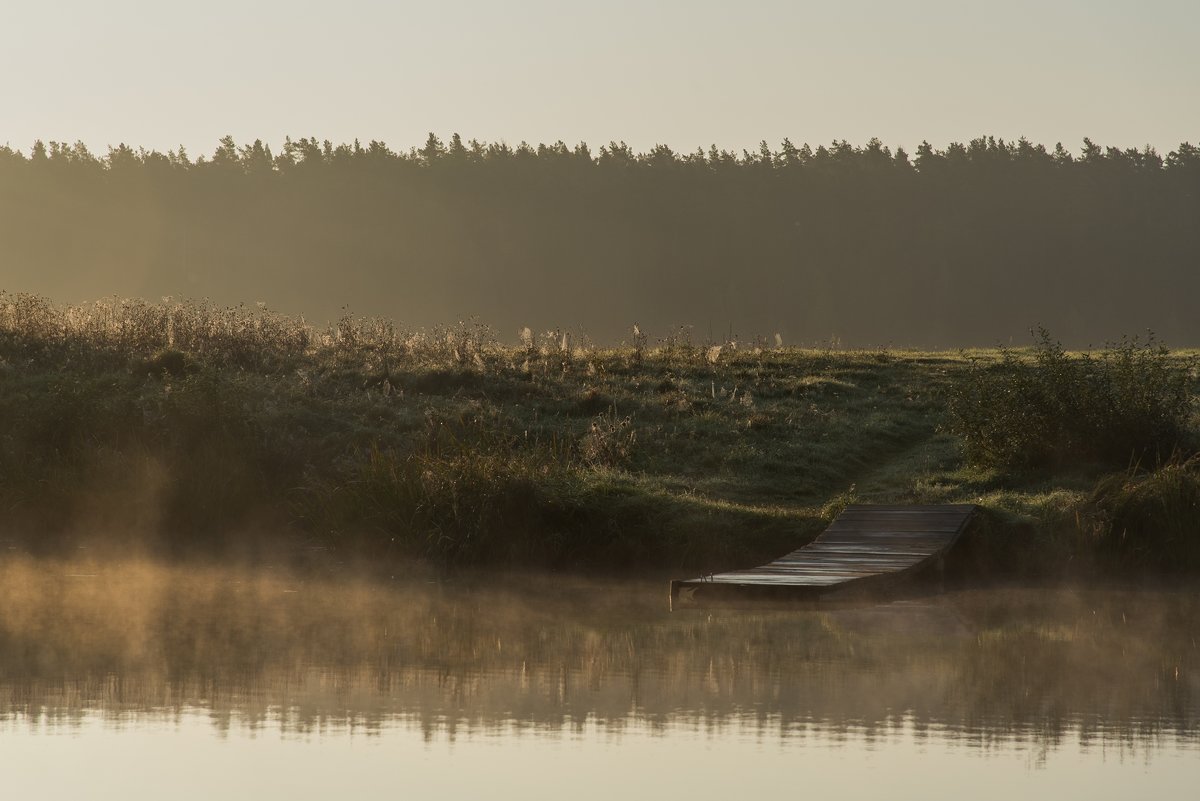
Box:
[671,504,977,608]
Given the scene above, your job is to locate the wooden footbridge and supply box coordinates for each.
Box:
[671,504,977,608]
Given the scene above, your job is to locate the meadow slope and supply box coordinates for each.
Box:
[2,294,1196,577]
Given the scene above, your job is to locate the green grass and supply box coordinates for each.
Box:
[2,292,1198,575]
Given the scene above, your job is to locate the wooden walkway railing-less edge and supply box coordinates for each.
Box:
[670,504,978,609]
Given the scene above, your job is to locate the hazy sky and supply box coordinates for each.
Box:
[2,0,1197,158]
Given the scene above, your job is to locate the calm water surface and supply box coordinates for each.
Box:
[0,558,1197,799]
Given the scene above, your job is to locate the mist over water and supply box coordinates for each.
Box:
[2,557,1197,798]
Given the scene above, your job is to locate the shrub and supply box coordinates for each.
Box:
[946,329,1195,470]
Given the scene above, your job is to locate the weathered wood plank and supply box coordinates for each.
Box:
[843,504,975,512]
[671,504,976,608]
[836,510,971,517]
[825,521,963,532]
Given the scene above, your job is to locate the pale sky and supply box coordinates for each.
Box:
[2,0,1197,158]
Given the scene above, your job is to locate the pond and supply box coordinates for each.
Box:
[0,557,1196,800]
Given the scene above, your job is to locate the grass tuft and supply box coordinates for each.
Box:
[1080,455,1200,572]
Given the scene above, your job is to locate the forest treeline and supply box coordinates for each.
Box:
[2,134,1198,345]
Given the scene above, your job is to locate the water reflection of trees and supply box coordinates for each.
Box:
[0,559,1195,747]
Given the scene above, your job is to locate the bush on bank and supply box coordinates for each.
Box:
[946,329,1195,471]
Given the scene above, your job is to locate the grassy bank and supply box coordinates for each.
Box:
[2,293,1197,576]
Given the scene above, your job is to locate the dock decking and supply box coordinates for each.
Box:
[671,504,977,608]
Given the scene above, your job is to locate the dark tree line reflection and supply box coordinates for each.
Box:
[0,558,1196,749]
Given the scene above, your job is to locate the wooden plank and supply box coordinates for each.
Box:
[844,504,975,512]
[835,513,974,520]
[812,534,954,544]
[702,575,862,585]
[671,503,976,608]
[838,506,971,513]
[825,521,963,532]
[770,555,929,566]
